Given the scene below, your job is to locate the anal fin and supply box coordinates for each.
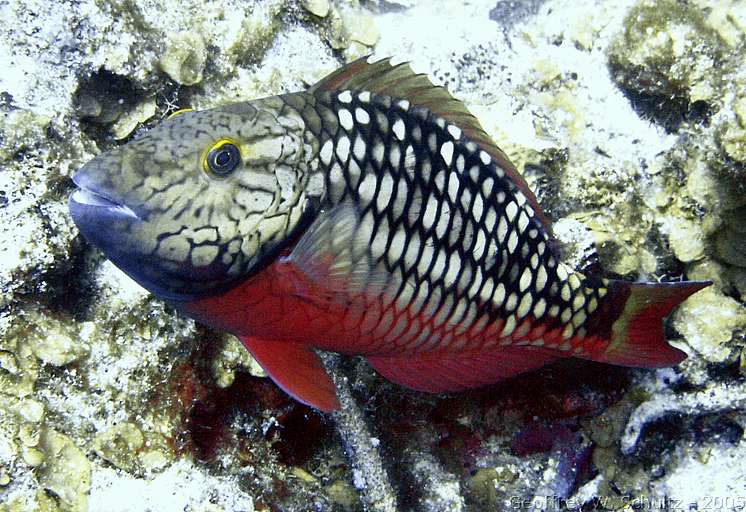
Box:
[240,336,340,412]
[366,347,560,393]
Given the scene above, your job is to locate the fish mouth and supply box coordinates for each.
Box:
[69,173,139,221]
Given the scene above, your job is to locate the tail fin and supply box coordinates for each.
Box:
[588,280,710,368]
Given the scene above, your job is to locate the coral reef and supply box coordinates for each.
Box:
[1,0,745,510]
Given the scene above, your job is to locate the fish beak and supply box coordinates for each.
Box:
[69,160,139,221]
[69,183,139,221]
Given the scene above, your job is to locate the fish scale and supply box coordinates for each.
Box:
[303,87,600,356]
[69,56,710,411]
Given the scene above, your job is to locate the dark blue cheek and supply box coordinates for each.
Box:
[69,195,244,301]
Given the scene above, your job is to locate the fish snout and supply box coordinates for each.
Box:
[69,154,141,221]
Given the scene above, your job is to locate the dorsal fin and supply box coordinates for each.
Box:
[309,56,552,234]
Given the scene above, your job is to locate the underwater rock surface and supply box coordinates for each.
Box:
[1,0,745,510]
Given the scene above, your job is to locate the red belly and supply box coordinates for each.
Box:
[179,258,567,357]
[180,260,391,353]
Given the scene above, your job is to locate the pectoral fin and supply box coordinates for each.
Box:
[240,336,340,412]
[280,202,396,302]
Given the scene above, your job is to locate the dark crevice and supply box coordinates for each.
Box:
[74,68,145,148]
[630,411,744,468]
[73,68,191,149]
[617,87,714,134]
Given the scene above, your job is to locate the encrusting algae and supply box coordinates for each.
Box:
[1,0,746,510]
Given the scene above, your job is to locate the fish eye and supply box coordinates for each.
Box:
[203,139,241,176]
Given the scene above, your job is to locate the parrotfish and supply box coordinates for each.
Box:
[69,57,709,412]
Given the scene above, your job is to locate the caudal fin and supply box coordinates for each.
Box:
[588,280,710,368]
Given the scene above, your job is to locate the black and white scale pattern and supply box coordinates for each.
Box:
[301,88,610,354]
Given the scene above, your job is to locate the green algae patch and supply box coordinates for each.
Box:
[466,467,515,508]
[608,0,725,132]
[325,479,357,509]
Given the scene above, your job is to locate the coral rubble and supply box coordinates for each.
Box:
[1,0,744,510]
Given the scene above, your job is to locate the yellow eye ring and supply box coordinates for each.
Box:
[167,108,194,119]
[201,138,242,177]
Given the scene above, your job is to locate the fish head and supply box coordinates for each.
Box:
[69,101,313,301]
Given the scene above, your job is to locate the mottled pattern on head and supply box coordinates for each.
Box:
[70,95,325,299]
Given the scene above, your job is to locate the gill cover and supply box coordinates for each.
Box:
[69,99,318,300]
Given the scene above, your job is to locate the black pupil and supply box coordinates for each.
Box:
[216,151,231,166]
[208,143,240,175]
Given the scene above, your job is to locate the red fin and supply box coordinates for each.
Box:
[366,347,560,393]
[240,336,340,412]
[588,280,711,368]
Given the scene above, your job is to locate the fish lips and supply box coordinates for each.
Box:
[69,187,185,301]
[68,169,141,240]
[68,166,155,288]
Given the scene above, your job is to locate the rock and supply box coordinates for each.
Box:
[0,107,78,310]
[342,12,380,47]
[226,1,285,65]
[87,459,256,512]
[211,334,265,389]
[715,80,746,165]
[687,259,729,291]
[21,446,44,467]
[715,227,746,268]
[714,205,746,267]
[326,479,357,508]
[110,96,157,140]
[138,449,169,473]
[673,287,746,363]
[607,0,725,132]
[158,32,207,86]
[93,422,145,472]
[466,468,500,508]
[16,399,45,424]
[653,441,746,509]
[303,0,330,18]
[667,217,706,263]
[38,429,91,512]
[702,0,746,47]
[24,309,89,367]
